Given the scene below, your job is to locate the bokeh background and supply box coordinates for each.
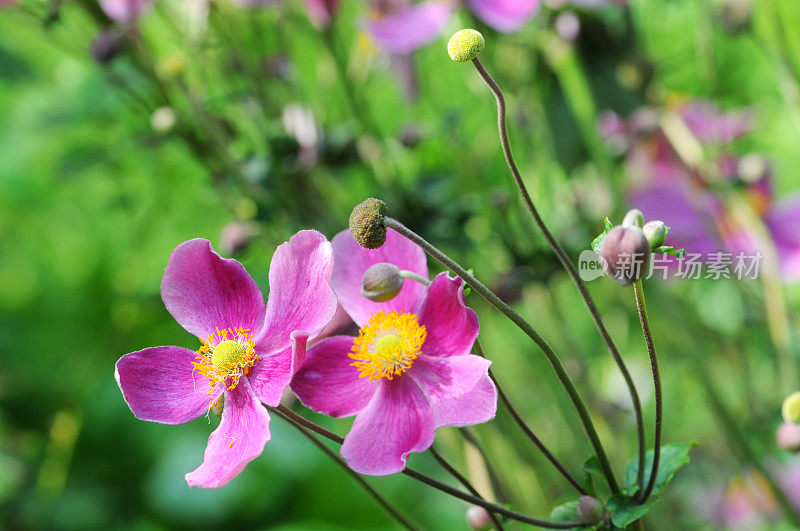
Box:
[3,0,800,528]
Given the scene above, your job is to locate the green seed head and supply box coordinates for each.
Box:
[447,29,485,62]
[349,198,388,249]
[783,392,800,424]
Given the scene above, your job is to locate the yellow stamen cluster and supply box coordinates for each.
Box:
[350,311,426,380]
[193,327,259,401]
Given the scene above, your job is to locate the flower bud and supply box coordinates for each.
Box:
[362,263,403,302]
[465,505,491,531]
[622,208,644,228]
[349,198,387,249]
[777,422,800,452]
[90,29,125,66]
[598,225,650,286]
[447,29,485,62]
[643,220,667,249]
[783,392,800,424]
[577,496,605,524]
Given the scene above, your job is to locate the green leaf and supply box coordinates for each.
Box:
[606,495,655,528]
[591,218,614,253]
[623,442,697,497]
[550,501,580,523]
[460,269,474,297]
[583,456,604,478]
[653,245,686,258]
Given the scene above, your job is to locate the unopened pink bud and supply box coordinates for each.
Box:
[598,226,650,286]
[466,506,491,530]
[577,495,605,524]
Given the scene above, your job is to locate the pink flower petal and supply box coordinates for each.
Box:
[331,228,428,328]
[100,0,153,23]
[115,346,218,425]
[161,239,266,341]
[185,379,270,488]
[258,230,337,353]
[365,1,453,55]
[765,195,800,280]
[249,330,309,407]
[467,0,540,33]
[409,354,497,427]
[341,377,435,475]
[291,335,379,418]
[302,0,339,27]
[418,273,479,358]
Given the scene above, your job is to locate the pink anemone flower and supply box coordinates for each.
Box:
[366,0,540,55]
[291,228,497,475]
[115,231,336,488]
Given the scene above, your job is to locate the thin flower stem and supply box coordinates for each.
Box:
[399,270,432,287]
[428,446,507,531]
[632,280,661,503]
[272,408,418,530]
[271,405,581,528]
[383,217,620,495]
[469,57,645,495]
[474,340,587,495]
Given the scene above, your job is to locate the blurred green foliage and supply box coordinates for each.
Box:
[3,0,800,528]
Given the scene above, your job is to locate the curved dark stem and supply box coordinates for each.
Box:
[428,447,506,531]
[272,407,418,530]
[474,340,587,495]
[271,406,582,528]
[632,280,662,503]
[471,56,645,493]
[382,217,620,494]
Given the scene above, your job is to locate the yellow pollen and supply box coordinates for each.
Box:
[193,327,259,402]
[349,311,426,380]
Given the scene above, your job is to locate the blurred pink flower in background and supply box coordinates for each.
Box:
[100,0,153,23]
[302,0,339,27]
[701,461,800,528]
[599,100,800,280]
[366,0,540,54]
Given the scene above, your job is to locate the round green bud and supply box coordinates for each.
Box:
[447,29,485,62]
[783,391,800,424]
[349,198,388,249]
[643,220,667,249]
[362,263,404,302]
[622,208,644,228]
